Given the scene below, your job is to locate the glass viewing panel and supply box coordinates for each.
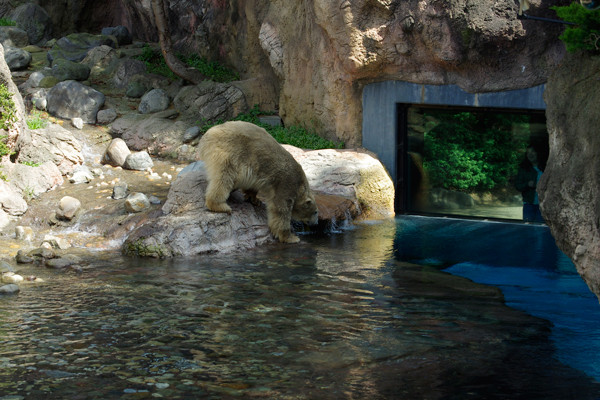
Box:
[405,106,548,221]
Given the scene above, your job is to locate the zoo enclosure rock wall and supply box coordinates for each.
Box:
[2,0,568,147]
[539,52,600,302]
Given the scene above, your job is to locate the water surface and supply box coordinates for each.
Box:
[0,218,598,399]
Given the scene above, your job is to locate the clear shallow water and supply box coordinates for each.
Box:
[0,218,599,399]
[395,215,600,382]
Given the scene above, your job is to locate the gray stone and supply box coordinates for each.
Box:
[0,284,19,295]
[96,108,118,125]
[4,46,31,70]
[3,161,63,202]
[0,26,28,48]
[112,58,146,89]
[69,165,94,184]
[46,80,105,124]
[123,151,154,171]
[125,192,150,213]
[183,126,201,143]
[0,180,28,216]
[71,117,84,130]
[47,33,117,63]
[51,58,90,81]
[15,122,84,175]
[102,138,131,167]
[10,3,52,46]
[173,81,248,124]
[24,71,46,89]
[0,208,9,230]
[42,235,71,249]
[0,260,13,274]
[112,182,129,200]
[56,196,81,220]
[15,226,33,241]
[16,249,34,263]
[138,88,170,114]
[101,26,132,46]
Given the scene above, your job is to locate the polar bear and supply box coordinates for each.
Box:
[198,120,319,243]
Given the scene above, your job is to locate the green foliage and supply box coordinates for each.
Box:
[0,135,12,159]
[20,161,41,167]
[135,45,239,82]
[423,112,527,192]
[0,167,6,182]
[0,84,17,131]
[26,111,48,130]
[553,3,600,52]
[0,18,16,26]
[199,105,344,150]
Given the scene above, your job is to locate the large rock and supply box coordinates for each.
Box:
[15,122,84,175]
[123,162,273,257]
[173,81,248,124]
[3,161,63,200]
[539,52,600,302]
[0,179,28,216]
[286,147,395,220]
[46,80,105,124]
[47,33,117,64]
[0,26,29,48]
[9,2,53,46]
[51,58,91,81]
[123,146,394,257]
[4,46,31,70]
[0,44,26,153]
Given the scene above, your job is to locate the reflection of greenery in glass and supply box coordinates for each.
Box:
[423,111,528,192]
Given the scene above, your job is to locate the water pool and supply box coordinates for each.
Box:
[0,217,598,399]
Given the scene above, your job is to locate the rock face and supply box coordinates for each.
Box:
[1,0,567,146]
[539,52,600,302]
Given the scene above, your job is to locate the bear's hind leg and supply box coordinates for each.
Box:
[266,200,299,243]
[205,178,233,214]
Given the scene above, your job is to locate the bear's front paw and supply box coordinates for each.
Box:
[205,199,232,214]
[281,234,300,244]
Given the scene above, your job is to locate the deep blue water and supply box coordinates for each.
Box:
[394,215,600,382]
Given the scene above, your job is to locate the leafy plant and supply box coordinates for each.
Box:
[0,18,16,26]
[20,161,41,167]
[0,83,17,131]
[423,111,528,192]
[199,105,344,150]
[135,45,239,82]
[553,3,600,52]
[0,135,13,158]
[26,111,48,130]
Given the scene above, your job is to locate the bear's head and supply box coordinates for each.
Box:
[292,190,319,226]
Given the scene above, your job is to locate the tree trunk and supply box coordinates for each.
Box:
[151,0,207,84]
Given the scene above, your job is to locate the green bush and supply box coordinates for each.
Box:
[26,111,48,130]
[0,18,16,26]
[0,83,17,131]
[199,106,343,150]
[553,3,600,52]
[423,112,527,192]
[135,46,239,82]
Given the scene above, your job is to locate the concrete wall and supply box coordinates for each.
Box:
[362,81,546,186]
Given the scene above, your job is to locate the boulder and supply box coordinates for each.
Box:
[286,147,395,220]
[81,45,120,81]
[0,284,19,295]
[69,165,94,184]
[138,88,170,114]
[3,161,63,199]
[123,151,154,171]
[109,112,188,156]
[4,46,31,70]
[102,137,131,167]
[111,58,147,89]
[101,26,132,46]
[97,108,118,125]
[15,122,84,175]
[56,196,81,220]
[125,192,151,213]
[47,33,117,64]
[0,26,28,48]
[123,145,395,257]
[9,3,53,46]
[46,80,105,124]
[0,180,27,216]
[173,81,248,124]
[123,162,273,257]
[51,58,91,81]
